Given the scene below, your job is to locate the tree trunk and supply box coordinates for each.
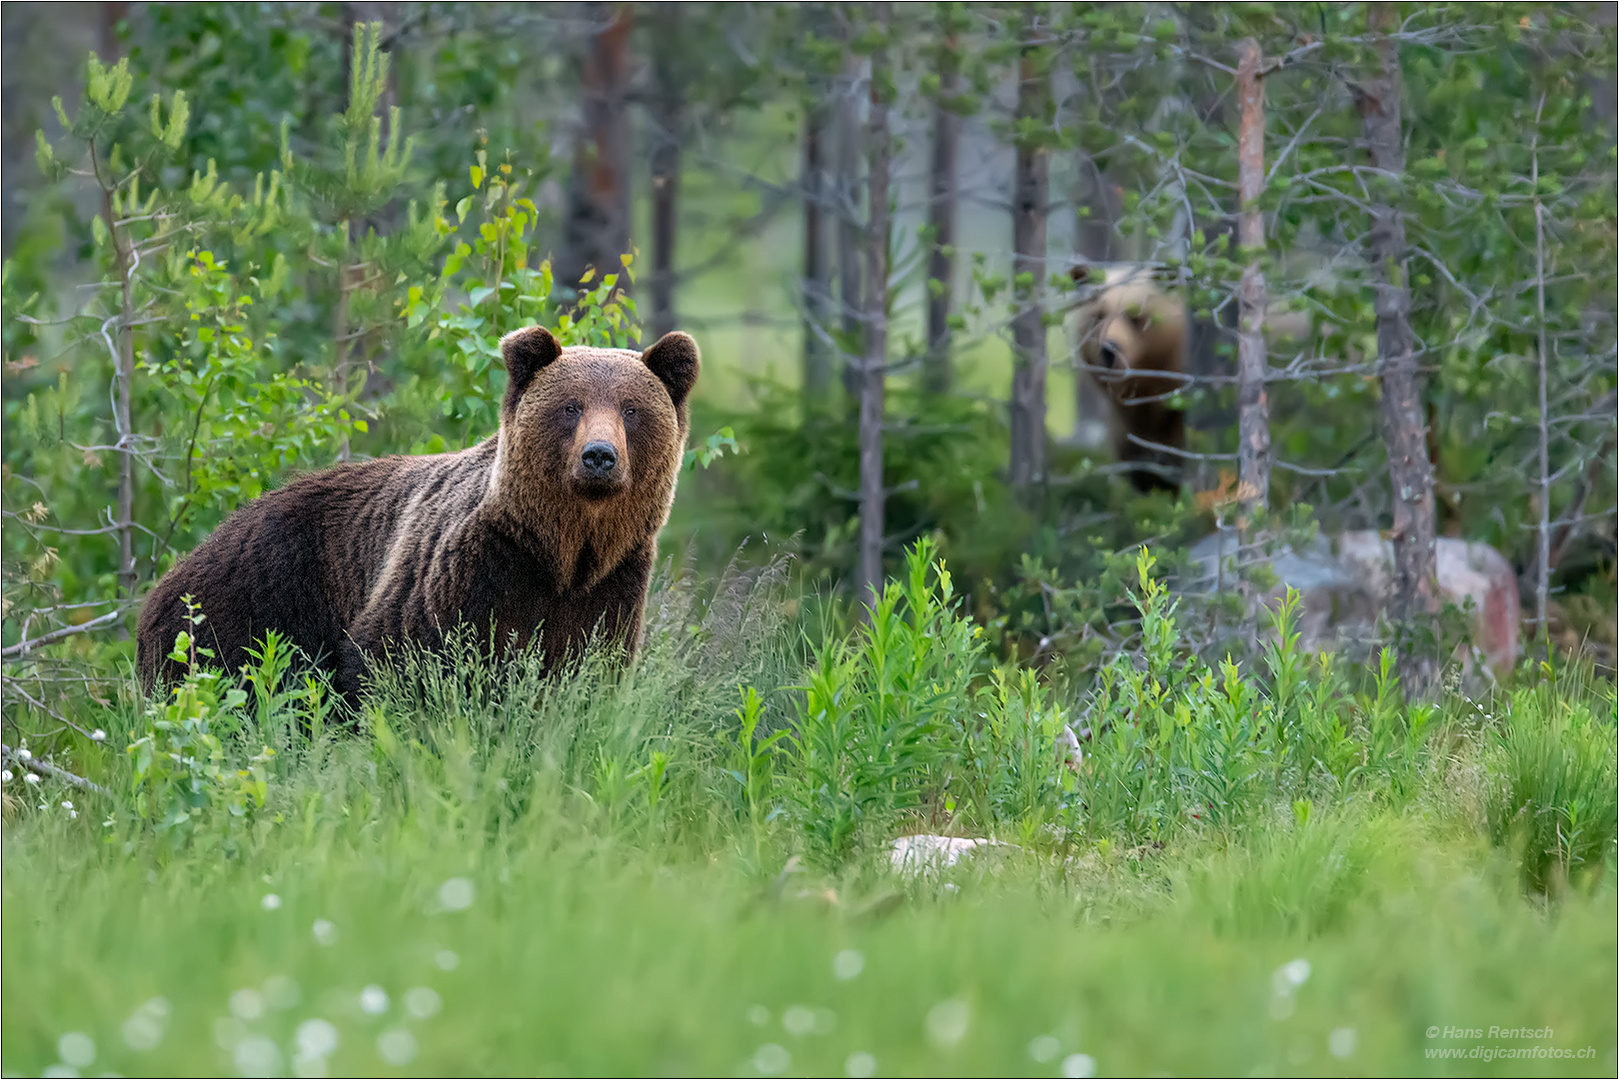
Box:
[1358,2,1439,696]
[102,183,136,601]
[857,4,891,604]
[561,2,633,294]
[1531,94,1552,662]
[647,6,682,341]
[100,1,127,57]
[1234,39,1270,515]
[923,32,959,397]
[1185,68,1239,490]
[1009,8,1050,492]
[835,21,864,401]
[801,101,833,407]
[333,218,354,463]
[1071,152,1117,444]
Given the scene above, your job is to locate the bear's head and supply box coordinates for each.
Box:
[1069,264,1187,392]
[1069,263,1188,494]
[490,325,699,575]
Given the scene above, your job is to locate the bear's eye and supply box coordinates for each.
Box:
[563,402,581,419]
[622,404,637,419]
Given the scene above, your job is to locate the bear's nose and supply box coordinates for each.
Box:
[1099,341,1122,369]
[581,441,619,476]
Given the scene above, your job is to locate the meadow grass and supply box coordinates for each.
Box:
[6,791,1614,1077]
[3,552,1616,1078]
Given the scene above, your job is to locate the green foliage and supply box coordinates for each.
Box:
[1077,550,1436,845]
[717,685,788,827]
[780,539,984,867]
[126,597,277,842]
[1485,679,1619,897]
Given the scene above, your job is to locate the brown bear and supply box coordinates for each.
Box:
[1069,263,1188,494]
[136,325,699,699]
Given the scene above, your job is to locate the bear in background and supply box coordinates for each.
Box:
[136,325,699,700]
[1069,263,1189,494]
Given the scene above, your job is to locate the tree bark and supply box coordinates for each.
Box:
[801,100,833,407]
[1009,7,1050,492]
[1071,152,1117,443]
[1531,94,1551,663]
[647,7,682,341]
[101,181,136,600]
[835,30,864,401]
[333,218,354,463]
[923,31,960,397]
[561,2,633,294]
[857,5,891,604]
[1234,39,1270,515]
[1358,2,1439,696]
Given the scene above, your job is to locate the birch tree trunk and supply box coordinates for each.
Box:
[100,180,136,599]
[857,5,891,604]
[923,31,959,397]
[1358,2,1440,696]
[1234,38,1270,515]
[1008,7,1049,492]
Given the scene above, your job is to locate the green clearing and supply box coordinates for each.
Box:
[4,550,1615,1078]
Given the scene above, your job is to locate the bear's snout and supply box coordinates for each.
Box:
[581,441,619,477]
[1099,341,1123,370]
[570,406,630,496]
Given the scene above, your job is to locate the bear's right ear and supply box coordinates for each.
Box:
[500,325,562,414]
[641,331,700,409]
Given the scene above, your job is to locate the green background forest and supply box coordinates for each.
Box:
[1,4,1616,1077]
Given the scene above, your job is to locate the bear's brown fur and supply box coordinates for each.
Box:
[1070,264,1188,494]
[136,326,699,698]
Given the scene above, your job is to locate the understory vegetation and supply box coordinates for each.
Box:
[5,544,1615,1076]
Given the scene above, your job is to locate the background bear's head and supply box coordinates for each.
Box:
[491,326,700,566]
[1069,264,1188,396]
[1069,263,1189,494]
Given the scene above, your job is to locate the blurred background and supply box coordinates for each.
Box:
[2,2,1615,697]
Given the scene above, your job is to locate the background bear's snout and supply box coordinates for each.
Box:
[581,440,619,477]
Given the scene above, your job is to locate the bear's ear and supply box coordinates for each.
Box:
[641,331,700,409]
[500,325,562,413]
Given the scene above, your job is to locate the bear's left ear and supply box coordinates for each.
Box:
[500,325,562,414]
[641,331,700,409]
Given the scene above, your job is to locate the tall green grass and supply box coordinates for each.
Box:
[3,546,1616,1076]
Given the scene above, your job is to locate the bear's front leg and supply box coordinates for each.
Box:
[333,635,371,703]
[583,543,655,663]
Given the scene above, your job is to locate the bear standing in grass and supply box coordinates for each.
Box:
[1070,264,1188,494]
[137,326,699,698]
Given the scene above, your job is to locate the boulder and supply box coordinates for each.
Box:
[889,835,1012,877]
[1186,528,1519,680]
